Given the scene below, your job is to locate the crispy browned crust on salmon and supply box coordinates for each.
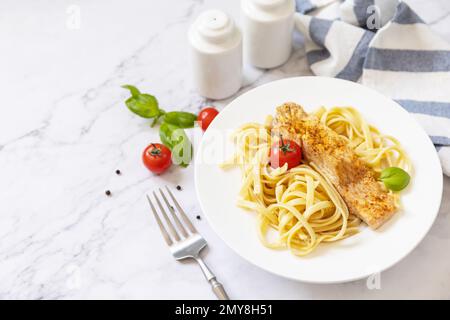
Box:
[273,102,396,229]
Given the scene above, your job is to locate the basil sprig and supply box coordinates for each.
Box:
[379,167,410,191]
[122,85,196,167]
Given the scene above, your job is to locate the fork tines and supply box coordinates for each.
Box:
[146,186,197,246]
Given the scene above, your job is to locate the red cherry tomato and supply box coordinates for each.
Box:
[142,143,172,174]
[270,136,302,169]
[198,107,219,131]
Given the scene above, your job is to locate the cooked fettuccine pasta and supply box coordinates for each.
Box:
[221,106,411,256]
[314,107,411,173]
[221,118,359,256]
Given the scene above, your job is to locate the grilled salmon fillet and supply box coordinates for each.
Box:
[273,102,396,229]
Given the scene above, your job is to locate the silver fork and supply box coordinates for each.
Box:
[146,186,229,300]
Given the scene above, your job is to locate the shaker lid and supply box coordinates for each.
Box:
[252,0,287,10]
[242,0,295,20]
[189,10,241,53]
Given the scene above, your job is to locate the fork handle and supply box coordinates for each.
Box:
[210,278,229,300]
[194,257,229,300]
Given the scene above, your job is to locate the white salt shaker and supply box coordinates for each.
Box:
[189,10,242,100]
[241,0,295,69]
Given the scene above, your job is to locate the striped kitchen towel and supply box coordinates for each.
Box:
[295,0,450,176]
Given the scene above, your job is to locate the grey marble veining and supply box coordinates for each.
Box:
[0,0,449,299]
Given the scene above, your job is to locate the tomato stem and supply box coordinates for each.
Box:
[279,134,293,154]
[149,144,162,157]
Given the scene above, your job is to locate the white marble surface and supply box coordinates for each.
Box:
[0,0,449,299]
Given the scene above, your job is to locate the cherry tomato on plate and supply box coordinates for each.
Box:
[198,107,219,131]
[270,136,302,169]
[142,143,172,174]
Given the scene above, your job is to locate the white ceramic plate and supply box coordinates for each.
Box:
[194,77,443,283]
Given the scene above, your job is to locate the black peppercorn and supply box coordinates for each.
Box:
[105,190,112,196]
[196,215,201,220]
[176,185,182,191]
[115,169,121,175]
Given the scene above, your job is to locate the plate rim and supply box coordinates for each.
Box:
[194,76,443,284]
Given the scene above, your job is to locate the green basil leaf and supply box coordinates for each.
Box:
[163,111,197,128]
[159,123,193,167]
[122,84,140,98]
[159,122,178,149]
[122,84,161,118]
[171,131,193,167]
[380,167,410,191]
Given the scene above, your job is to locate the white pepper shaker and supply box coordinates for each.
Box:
[189,10,242,100]
[241,0,295,69]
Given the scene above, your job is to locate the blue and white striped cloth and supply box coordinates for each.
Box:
[295,0,450,176]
